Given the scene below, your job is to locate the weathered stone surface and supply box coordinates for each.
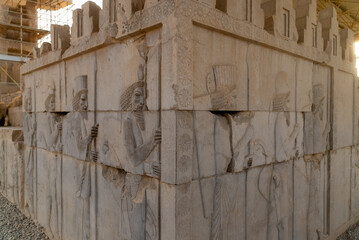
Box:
[7,0,359,239]
[293,155,327,240]
[332,71,354,149]
[330,147,351,232]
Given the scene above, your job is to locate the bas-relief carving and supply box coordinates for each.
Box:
[304,84,330,154]
[206,65,238,110]
[293,156,326,239]
[118,64,161,177]
[273,72,301,162]
[100,166,159,240]
[40,92,63,239]
[247,162,292,240]
[63,76,98,240]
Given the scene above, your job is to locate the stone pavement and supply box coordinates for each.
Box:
[0,193,48,240]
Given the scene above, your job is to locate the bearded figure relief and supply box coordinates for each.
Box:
[120,64,161,177]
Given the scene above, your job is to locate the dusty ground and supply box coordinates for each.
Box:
[0,193,48,240]
[338,222,359,240]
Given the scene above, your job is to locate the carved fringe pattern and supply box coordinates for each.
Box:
[120,81,145,111]
[211,177,233,240]
[272,93,290,112]
[208,65,237,110]
[145,202,158,240]
[133,111,145,131]
[72,89,88,111]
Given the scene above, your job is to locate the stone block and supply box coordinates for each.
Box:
[329,147,351,232]
[97,164,160,240]
[354,77,359,145]
[40,42,52,57]
[304,64,331,155]
[51,24,71,53]
[8,106,23,127]
[71,9,84,40]
[332,71,354,149]
[161,111,193,184]
[293,155,327,240]
[96,111,160,177]
[247,162,293,240]
[82,1,101,36]
[193,25,248,111]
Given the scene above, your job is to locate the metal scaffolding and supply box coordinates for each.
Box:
[0,0,72,86]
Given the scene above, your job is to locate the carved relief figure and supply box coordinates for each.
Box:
[304,84,330,154]
[41,91,62,239]
[23,88,36,217]
[273,72,300,162]
[65,76,98,240]
[120,64,161,176]
[206,65,237,110]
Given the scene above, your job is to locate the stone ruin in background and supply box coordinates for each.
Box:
[0,0,358,239]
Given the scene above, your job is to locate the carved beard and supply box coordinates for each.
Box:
[133,111,145,131]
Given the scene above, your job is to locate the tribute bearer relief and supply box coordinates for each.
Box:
[23,87,36,218]
[273,71,300,162]
[40,86,62,239]
[63,76,98,240]
[120,64,161,177]
[206,65,238,110]
[304,84,330,154]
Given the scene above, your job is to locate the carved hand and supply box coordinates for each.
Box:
[153,129,161,145]
[90,150,98,162]
[91,124,99,139]
[152,162,161,178]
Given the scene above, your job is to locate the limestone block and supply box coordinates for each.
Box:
[329,147,351,232]
[304,64,331,155]
[30,65,62,113]
[51,24,70,53]
[162,111,193,184]
[161,182,192,240]
[161,15,193,110]
[23,113,36,147]
[92,30,161,112]
[193,25,248,111]
[262,0,298,41]
[226,0,264,28]
[82,1,101,36]
[99,0,119,36]
[36,148,61,239]
[192,173,245,240]
[97,165,160,240]
[318,7,341,59]
[248,44,296,111]
[295,0,323,49]
[192,111,231,179]
[339,28,355,66]
[247,162,293,240]
[62,155,96,240]
[40,42,52,57]
[36,112,63,153]
[71,9,84,40]
[296,58,313,112]
[96,111,160,177]
[162,173,245,240]
[229,112,275,172]
[22,78,35,113]
[351,146,359,216]
[332,71,354,149]
[293,155,326,240]
[8,106,23,127]
[23,145,36,218]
